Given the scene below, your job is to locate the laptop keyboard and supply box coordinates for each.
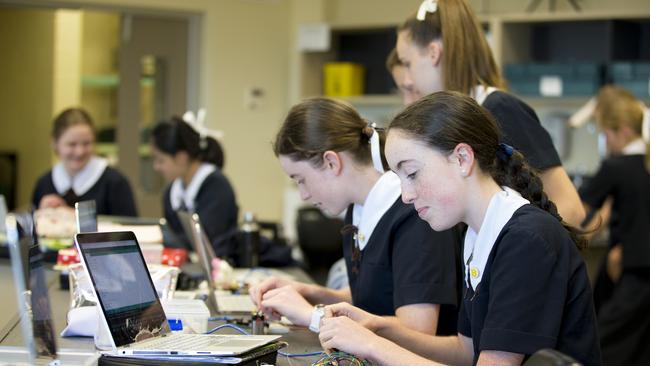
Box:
[137,334,231,350]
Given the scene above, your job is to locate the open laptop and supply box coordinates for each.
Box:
[74,200,97,233]
[176,211,257,314]
[5,212,98,366]
[74,231,279,356]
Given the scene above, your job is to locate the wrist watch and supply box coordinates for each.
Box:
[309,304,326,333]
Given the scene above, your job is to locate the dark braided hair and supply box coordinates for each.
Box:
[389,91,586,250]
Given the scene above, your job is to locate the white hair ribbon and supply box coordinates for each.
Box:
[368,123,384,173]
[182,108,224,148]
[417,0,438,21]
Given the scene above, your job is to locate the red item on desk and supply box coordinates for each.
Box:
[161,248,188,267]
[57,248,80,266]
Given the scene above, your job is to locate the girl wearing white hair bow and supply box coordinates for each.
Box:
[396,0,585,228]
[151,114,238,250]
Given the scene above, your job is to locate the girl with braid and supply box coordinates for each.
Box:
[319,92,601,366]
[249,97,462,337]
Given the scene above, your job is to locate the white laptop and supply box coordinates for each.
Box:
[176,211,257,314]
[74,231,279,356]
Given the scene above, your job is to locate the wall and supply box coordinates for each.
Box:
[80,11,120,132]
[21,0,293,223]
[0,8,55,209]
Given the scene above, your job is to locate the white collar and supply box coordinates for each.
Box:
[351,171,402,251]
[622,138,646,155]
[52,156,108,197]
[170,163,216,211]
[470,85,499,106]
[463,187,529,290]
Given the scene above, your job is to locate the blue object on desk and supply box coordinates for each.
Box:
[168,318,183,331]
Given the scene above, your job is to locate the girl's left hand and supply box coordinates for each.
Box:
[318,315,377,359]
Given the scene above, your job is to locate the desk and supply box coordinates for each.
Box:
[0,260,324,365]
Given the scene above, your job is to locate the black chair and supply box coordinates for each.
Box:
[524,349,583,366]
[296,207,344,284]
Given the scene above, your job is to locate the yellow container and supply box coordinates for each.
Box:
[323,62,365,97]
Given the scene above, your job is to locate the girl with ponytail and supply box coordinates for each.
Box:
[395,0,585,227]
[249,97,462,337]
[151,116,238,250]
[578,85,650,366]
[319,92,600,366]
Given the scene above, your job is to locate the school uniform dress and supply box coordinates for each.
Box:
[163,163,238,251]
[341,172,462,336]
[578,139,650,366]
[32,156,137,216]
[473,87,562,171]
[458,188,601,366]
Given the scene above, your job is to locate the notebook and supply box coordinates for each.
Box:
[176,211,257,314]
[5,212,97,365]
[74,231,279,356]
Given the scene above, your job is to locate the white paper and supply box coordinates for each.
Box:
[540,75,563,97]
[297,23,330,52]
[97,222,163,244]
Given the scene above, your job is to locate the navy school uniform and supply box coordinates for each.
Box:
[481,90,562,171]
[32,157,137,216]
[458,204,601,365]
[163,165,238,251]
[341,189,463,336]
[578,142,650,366]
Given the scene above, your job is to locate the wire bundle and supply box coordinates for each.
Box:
[312,351,372,366]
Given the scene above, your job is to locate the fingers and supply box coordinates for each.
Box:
[250,277,280,307]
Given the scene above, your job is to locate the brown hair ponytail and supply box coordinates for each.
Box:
[389,91,586,249]
[273,97,388,170]
[398,0,503,94]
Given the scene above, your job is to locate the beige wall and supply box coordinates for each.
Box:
[81,11,120,131]
[0,8,55,209]
[30,0,293,223]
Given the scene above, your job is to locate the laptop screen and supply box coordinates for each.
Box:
[28,244,58,358]
[77,234,169,347]
[75,200,97,233]
[7,213,58,361]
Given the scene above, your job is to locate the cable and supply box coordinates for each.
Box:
[312,351,371,366]
[205,323,250,335]
[278,350,324,358]
[207,315,236,321]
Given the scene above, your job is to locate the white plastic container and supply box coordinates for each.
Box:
[161,298,210,334]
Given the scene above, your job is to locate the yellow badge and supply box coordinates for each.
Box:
[470,267,480,278]
[357,233,365,242]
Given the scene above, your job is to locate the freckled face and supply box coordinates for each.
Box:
[278,155,349,216]
[385,129,465,231]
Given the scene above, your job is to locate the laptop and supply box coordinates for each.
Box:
[176,211,257,314]
[5,212,97,366]
[74,200,97,233]
[74,231,279,356]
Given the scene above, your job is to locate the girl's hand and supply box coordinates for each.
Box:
[259,285,313,326]
[319,315,378,359]
[39,194,67,209]
[324,302,384,332]
[249,276,297,307]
